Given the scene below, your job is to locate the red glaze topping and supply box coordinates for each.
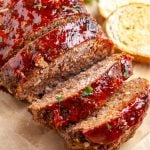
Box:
[0,0,86,66]
[45,55,133,127]
[2,16,100,84]
[84,92,150,144]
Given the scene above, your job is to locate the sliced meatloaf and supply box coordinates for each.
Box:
[59,78,150,150]
[0,8,8,13]
[1,15,113,101]
[0,0,86,67]
[29,54,133,128]
[18,37,113,101]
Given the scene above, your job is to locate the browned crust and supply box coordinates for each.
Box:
[60,125,138,150]
[105,3,150,64]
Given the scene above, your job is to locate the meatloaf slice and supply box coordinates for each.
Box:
[1,15,113,101]
[0,0,86,67]
[59,78,150,150]
[29,54,133,128]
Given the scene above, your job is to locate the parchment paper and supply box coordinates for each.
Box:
[0,2,150,150]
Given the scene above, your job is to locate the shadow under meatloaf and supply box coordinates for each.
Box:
[0,15,113,101]
[29,54,133,128]
[0,0,86,67]
[59,78,150,150]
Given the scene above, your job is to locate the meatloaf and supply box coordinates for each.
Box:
[0,8,8,12]
[59,78,150,150]
[0,0,86,67]
[29,54,133,128]
[1,15,113,101]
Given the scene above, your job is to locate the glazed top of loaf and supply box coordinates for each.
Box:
[0,0,86,66]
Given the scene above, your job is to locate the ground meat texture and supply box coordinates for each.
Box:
[29,54,133,128]
[0,0,12,10]
[0,0,86,67]
[59,78,149,149]
[17,37,113,101]
[1,15,112,101]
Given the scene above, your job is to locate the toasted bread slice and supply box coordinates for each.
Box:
[105,3,150,64]
[99,0,150,18]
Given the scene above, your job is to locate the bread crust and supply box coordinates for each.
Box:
[105,3,150,64]
[98,0,150,18]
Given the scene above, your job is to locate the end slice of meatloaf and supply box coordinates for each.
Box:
[0,0,86,67]
[59,78,150,150]
[0,15,113,101]
[29,54,133,128]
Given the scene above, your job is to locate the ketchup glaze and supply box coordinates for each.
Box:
[0,0,86,66]
[84,92,150,144]
[45,55,133,127]
[1,15,100,87]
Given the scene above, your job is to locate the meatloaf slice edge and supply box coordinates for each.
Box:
[0,0,87,67]
[18,37,114,101]
[60,78,150,150]
[29,54,133,128]
[1,15,110,101]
